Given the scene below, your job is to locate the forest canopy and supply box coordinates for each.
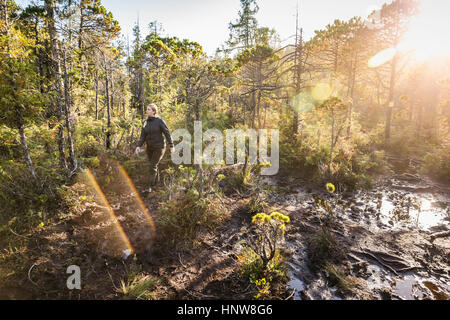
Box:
[0,0,448,208]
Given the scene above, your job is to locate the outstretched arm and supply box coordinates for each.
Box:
[160,119,174,149]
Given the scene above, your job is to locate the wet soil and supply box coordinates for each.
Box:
[264,170,450,300]
[0,158,262,300]
[1,157,448,300]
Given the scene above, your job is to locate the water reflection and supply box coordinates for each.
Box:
[377,192,448,231]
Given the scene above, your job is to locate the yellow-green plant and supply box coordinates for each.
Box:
[315,183,337,231]
[245,195,268,215]
[248,212,290,270]
[238,245,286,300]
[254,277,270,299]
[308,183,346,271]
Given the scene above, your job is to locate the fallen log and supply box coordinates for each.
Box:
[352,247,418,275]
[430,230,450,242]
[393,173,422,183]
[391,184,434,193]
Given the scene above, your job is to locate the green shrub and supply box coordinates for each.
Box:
[238,246,287,300]
[244,195,268,215]
[74,117,104,157]
[307,229,346,272]
[220,167,253,193]
[80,157,100,169]
[325,263,358,295]
[422,147,450,183]
[157,193,226,248]
[279,125,380,191]
[116,274,160,300]
[308,183,346,271]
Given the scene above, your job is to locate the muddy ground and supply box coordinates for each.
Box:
[266,171,450,300]
[0,157,449,300]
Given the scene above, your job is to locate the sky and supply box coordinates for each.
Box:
[15,0,444,57]
[102,0,388,55]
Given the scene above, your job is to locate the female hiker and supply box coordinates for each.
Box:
[135,104,175,192]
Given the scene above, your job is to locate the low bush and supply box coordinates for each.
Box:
[325,263,358,295]
[422,147,450,183]
[307,183,346,272]
[157,191,226,248]
[238,246,288,300]
[279,126,383,191]
[307,229,346,272]
[115,264,161,300]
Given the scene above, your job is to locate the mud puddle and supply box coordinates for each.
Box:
[262,174,450,300]
[392,274,450,300]
[346,189,450,232]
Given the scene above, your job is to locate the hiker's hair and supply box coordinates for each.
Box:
[148,103,158,115]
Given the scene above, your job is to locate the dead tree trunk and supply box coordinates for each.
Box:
[292,25,304,135]
[16,109,38,183]
[347,52,357,137]
[104,55,111,149]
[385,55,397,143]
[62,45,77,172]
[45,0,67,169]
[385,2,400,144]
[95,69,99,120]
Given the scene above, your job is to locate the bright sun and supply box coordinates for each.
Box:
[368,1,450,68]
[399,0,450,61]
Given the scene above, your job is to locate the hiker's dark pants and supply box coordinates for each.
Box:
[146,146,165,187]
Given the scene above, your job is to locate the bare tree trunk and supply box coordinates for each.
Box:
[385,55,397,143]
[194,97,200,121]
[45,0,67,169]
[198,163,204,199]
[57,122,67,168]
[110,66,114,116]
[385,2,400,144]
[329,110,335,176]
[62,45,77,172]
[347,52,357,138]
[251,90,256,128]
[139,66,145,119]
[263,104,267,128]
[243,99,246,127]
[104,55,111,149]
[78,3,84,58]
[18,121,38,183]
[416,103,423,139]
[95,69,99,120]
[186,76,194,133]
[293,27,304,135]
[128,109,137,154]
[256,90,261,129]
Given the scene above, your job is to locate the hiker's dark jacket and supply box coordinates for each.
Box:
[137,116,174,149]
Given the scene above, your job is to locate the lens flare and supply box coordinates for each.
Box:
[115,162,156,241]
[292,92,314,113]
[368,47,397,68]
[81,168,134,256]
[311,83,332,101]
